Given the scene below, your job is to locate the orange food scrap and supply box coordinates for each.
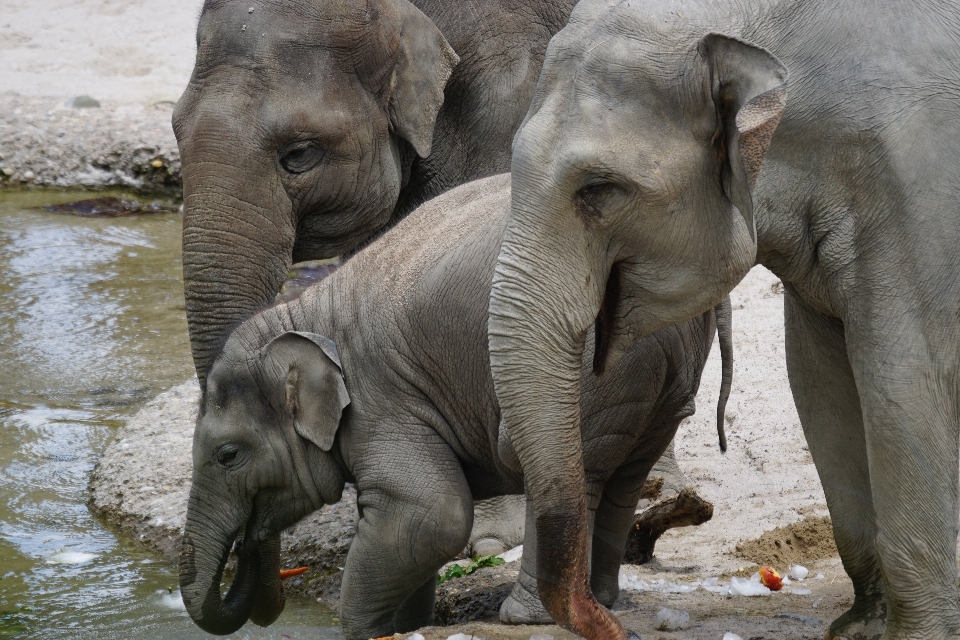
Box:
[279,566,309,580]
[758,565,783,591]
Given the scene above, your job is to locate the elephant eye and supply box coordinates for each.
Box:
[216,444,241,467]
[576,181,622,219]
[278,140,325,174]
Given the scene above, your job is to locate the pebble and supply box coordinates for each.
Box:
[67,95,101,109]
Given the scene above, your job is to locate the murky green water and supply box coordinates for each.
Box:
[0,190,341,639]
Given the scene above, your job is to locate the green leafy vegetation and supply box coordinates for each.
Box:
[437,555,505,584]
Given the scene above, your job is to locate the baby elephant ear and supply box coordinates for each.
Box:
[700,33,789,240]
[382,0,460,158]
[262,332,350,452]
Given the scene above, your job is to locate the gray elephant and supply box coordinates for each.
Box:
[179,174,723,639]
[174,0,580,384]
[488,1,960,639]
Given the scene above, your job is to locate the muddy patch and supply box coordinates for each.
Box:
[735,515,838,567]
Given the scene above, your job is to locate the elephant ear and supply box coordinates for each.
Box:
[380,0,460,158]
[261,332,350,452]
[700,33,789,240]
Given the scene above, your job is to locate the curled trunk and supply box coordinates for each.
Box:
[179,491,285,634]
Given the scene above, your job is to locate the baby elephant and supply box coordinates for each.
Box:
[179,174,721,639]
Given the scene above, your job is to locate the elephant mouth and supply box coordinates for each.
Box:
[181,526,285,635]
[592,261,622,375]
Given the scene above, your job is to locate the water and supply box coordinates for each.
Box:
[0,190,341,639]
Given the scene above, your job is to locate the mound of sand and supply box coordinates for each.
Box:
[736,515,838,568]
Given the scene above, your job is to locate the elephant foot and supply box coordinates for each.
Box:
[470,537,509,557]
[467,494,526,558]
[623,487,713,564]
[825,598,885,640]
[500,570,552,624]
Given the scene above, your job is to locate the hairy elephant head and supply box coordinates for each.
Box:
[488,4,787,637]
[174,0,458,384]
[180,330,349,635]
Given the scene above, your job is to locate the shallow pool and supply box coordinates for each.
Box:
[0,190,341,639]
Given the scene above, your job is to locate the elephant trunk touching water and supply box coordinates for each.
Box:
[179,482,285,635]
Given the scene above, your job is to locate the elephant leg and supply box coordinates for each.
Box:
[844,315,960,639]
[784,293,886,639]
[591,475,648,607]
[647,438,688,498]
[468,494,526,557]
[339,437,473,640]
[500,482,601,625]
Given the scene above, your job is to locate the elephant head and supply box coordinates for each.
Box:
[488,5,787,637]
[179,330,349,634]
[173,0,458,384]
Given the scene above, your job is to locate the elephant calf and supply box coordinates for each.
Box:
[179,174,721,639]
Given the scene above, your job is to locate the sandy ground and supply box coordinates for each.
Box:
[0,0,202,190]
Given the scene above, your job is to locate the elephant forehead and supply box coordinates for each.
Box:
[198,1,396,85]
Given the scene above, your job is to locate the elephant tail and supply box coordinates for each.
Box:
[715,295,733,453]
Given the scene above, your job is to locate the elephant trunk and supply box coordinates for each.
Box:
[488,175,624,638]
[181,154,296,385]
[179,489,285,634]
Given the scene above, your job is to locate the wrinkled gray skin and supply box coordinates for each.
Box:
[179,175,720,639]
[490,1,960,639]
[174,0,577,386]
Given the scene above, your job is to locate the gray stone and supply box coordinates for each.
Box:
[67,95,101,108]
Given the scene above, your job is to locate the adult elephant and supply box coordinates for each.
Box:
[489,1,960,639]
[173,0,577,385]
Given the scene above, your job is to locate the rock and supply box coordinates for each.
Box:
[67,95,101,108]
[41,196,177,217]
[434,561,518,625]
[0,94,181,193]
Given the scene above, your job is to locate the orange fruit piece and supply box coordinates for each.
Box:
[279,566,309,580]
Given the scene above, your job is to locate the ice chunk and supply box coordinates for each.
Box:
[46,551,98,564]
[729,573,771,596]
[497,545,523,564]
[700,577,730,594]
[791,588,812,595]
[654,608,690,630]
[723,634,743,640]
[446,634,482,640]
[618,570,699,593]
[789,564,809,581]
[407,634,425,640]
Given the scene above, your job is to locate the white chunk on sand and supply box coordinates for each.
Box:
[654,607,690,630]
[729,573,772,596]
[789,563,809,580]
[497,545,523,564]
